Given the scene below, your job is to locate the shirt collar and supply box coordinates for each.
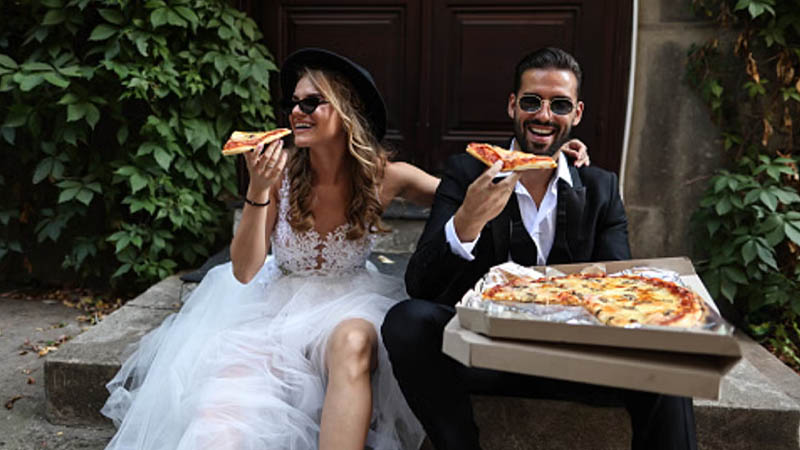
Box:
[509,138,573,188]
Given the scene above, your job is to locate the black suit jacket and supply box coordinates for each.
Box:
[406,154,632,305]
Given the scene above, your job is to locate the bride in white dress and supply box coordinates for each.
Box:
[100,48,439,450]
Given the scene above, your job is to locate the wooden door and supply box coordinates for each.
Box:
[244,0,632,173]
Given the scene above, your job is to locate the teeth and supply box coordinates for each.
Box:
[529,127,553,136]
[295,124,312,129]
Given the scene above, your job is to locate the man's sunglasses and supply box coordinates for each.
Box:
[282,96,328,115]
[518,94,575,115]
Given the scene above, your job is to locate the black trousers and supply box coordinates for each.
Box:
[381,299,698,450]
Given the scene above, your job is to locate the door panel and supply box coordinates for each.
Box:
[249,0,631,175]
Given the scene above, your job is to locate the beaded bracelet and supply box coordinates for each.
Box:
[243,197,270,207]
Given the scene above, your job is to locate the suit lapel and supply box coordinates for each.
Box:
[550,166,585,263]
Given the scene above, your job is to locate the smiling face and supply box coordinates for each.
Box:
[289,75,346,148]
[507,68,584,156]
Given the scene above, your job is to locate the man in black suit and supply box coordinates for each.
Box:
[381,48,697,450]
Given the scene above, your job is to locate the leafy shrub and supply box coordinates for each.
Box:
[687,0,800,369]
[0,0,277,289]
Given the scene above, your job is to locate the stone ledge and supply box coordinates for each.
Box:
[44,276,181,426]
[43,273,800,449]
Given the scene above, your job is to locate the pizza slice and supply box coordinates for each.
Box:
[466,142,557,171]
[221,128,292,156]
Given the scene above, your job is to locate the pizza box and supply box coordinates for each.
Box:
[456,257,742,357]
[443,316,740,400]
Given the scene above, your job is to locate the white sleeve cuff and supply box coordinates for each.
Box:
[445,216,479,261]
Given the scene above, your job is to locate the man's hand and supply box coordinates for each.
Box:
[453,161,521,242]
[560,139,590,167]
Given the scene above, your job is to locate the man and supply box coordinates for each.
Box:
[381,47,697,450]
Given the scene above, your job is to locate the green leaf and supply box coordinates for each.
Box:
[742,240,757,265]
[67,103,87,122]
[85,104,101,128]
[89,24,118,41]
[4,105,30,128]
[58,187,80,203]
[154,147,173,170]
[151,8,169,28]
[43,72,70,88]
[715,197,732,215]
[117,125,129,145]
[723,266,748,284]
[33,158,55,184]
[75,189,94,206]
[19,74,44,91]
[130,173,147,193]
[760,190,778,211]
[0,54,18,69]
[112,263,131,278]
[42,9,66,25]
[173,6,199,25]
[785,221,800,246]
[98,8,125,25]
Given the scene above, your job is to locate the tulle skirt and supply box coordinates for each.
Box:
[101,260,424,450]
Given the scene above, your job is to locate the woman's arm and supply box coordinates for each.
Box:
[382,161,440,207]
[230,139,288,283]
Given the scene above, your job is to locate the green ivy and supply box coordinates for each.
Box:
[0,0,277,288]
[687,0,800,371]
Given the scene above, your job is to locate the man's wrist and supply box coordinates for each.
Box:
[453,207,481,242]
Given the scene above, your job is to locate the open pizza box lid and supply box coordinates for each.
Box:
[456,257,742,357]
[443,316,739,400]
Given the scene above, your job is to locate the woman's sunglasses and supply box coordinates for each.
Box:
[518,94,575,115]
[282,96,328,115]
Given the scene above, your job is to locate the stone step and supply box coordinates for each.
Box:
[45,256,800,449]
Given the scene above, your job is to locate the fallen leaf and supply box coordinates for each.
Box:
[746,53,760,83]
[56,431,63,436]
[377,255,395,264]
[27,377,35,385]
[18,350,28,356]
[38,346,58,357]
[762,118,773,147]
[21,369,32,375]
[4,395,23,410]
[41,300,58,305]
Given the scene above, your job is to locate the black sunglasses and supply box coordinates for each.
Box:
[518,94,575,115]
[282,96,328,115]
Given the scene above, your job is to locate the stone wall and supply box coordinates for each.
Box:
[623,0,724,259]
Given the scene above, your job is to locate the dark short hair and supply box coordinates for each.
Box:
[513,47,583,98]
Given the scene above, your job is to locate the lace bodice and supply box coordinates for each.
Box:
[271,176,375,275]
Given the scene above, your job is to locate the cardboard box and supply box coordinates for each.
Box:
[457,257,741,357]
[443,317,740,400]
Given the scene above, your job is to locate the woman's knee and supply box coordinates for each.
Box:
[327,320,377,380]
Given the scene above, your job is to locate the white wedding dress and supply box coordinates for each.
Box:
[101,178,425,450]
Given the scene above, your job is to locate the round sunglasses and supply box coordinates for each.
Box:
[282,96,328,115]
[517,94,575,115]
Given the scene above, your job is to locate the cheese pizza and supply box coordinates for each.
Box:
[466,142,557,171]
[222,128,292,156]
[482,273,709,328]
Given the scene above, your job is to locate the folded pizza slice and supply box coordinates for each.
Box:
[222,128,292,156]
[466,142,557,171]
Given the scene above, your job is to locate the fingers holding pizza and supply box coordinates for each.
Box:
[244,138,288,194]
[453,160,521,242]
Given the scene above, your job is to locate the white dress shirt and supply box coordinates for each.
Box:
[444,142,573,266]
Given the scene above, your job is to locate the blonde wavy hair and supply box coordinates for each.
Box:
[286,67,389,240]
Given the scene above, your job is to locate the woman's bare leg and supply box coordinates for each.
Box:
[319,318,378,450]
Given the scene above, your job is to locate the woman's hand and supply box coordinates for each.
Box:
[244,139,288,196]
[560,139,591,167]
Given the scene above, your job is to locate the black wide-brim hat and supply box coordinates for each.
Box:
[280,48,387,141]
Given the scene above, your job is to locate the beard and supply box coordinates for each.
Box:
[513,117,573,157]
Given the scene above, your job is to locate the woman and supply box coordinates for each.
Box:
[101,48,589,450]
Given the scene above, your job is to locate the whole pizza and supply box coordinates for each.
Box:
[482,273,710,328]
